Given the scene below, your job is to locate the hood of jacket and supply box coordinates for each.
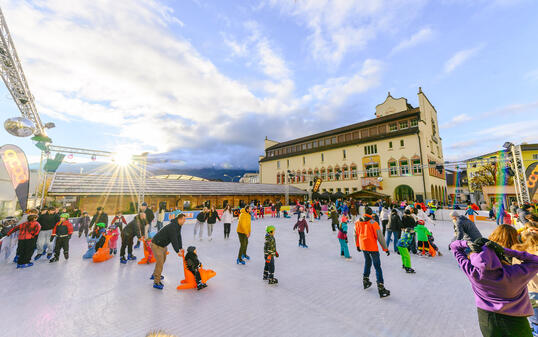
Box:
[470,246,503,278]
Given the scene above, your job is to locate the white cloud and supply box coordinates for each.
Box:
[440,113,472,128]
[444,44,484,73]
[2,1,381,168]
[266,0,427,65]
[391,27,434,54]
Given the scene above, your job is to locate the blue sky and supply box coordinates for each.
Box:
[0,0,537,170]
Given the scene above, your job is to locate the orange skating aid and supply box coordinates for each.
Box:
[93,235,113,263]
[177,251,216,290]
[138,238,156,264]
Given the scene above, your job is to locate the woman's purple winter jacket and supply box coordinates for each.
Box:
[450,240,538,317]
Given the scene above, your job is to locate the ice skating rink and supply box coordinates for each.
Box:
[0,217,497,337]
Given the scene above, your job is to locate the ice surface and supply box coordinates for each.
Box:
[0,217,497,337]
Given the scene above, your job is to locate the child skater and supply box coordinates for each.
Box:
[293,213,309,248]
[414,220,432,256]
[185,246,208,290]
[49,213,73,262]
[4,214,41,268]
[107,223,120,255]
[338,215,351,260]
[397,228,416,273]
[264,225,279,284]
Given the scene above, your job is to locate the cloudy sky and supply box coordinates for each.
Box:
[0,0,537,170]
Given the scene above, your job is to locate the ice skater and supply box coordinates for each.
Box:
[35,207,60,260]
[194,208,208,241]
[107,223,120,255]
[4,214,41,268]
[77,211,91,238]
[206,207,220,241]
[397,228,415,273]
[120,212,144,264]
[263,225,279,284]
[185,246,208,290]
[338,215,351,260]
[49,213,73,263]
[221,205,234,239]
[150,213,185,289]
[414,220,432,256]
[355,207,390,298]
[293,213,309,248]
[236,206,251,265]
[330,207,339,232]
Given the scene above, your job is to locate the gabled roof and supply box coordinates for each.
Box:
[48,173,306,196]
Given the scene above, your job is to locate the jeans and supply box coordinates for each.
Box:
[194,221,205,240]
[298,231,306,246]
[237,233,248,260]
[477,307,532,337]
[36,229,54,254]
[338,238,350,258]
[363,250,384,284]
[207,222,215,239]
[385,230,400,252]
[264,254,275,274]
[409,232,417,254]
[529,292,538,335]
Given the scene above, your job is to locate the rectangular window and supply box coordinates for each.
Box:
[389,162,398,176]
[329,188,334,193]
[302,157,305,165]
[364,144,378,155]
[378,125,386,134]
[345,133,352,141]
[321,170,326,180]
[332,137,337,144]
[365,163,380,177]
[313,141,318,148]
[400,140,404,147]
[342,149,347,159]
[352,187,358,192]
[410,119,418,127]
[337,188,342,193]
[369,127,378,136]
[534,154,538,160]
[400,160,409,175]
[321,153,324,162]
[389,123,397,132]
[412,159,422,174]
[399,120,409,129]
[344,188,349,194]
[353,131,360,139]
[302,144,307,150]
[277,161,280,169]
[351,166,357,179]
[338,135,345,143]
[389,141,393,149]
[361,129,369,138]
[287,160,290,168]
[319,139,325,146]
[307,142,312,149]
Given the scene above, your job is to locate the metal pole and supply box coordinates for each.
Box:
[285,171,289,206]
[510,145,523,207]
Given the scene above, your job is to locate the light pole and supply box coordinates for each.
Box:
[223,174,241,182]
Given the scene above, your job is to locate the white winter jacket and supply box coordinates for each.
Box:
[221,210,234,224]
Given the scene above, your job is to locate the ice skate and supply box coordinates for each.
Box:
[64,253,69,260]
[236,258,245,265]
[34,253,43,261]
[268,278,278,285]
[19,263,34,268]
[263,271,268,280]
[120,257,127,264]
[46,253,53,259]
[242,254,250,261]
[134,242,140,249]
[377,283,390,298]
[49,257,59,263]
[113,249,117,255]
[13,255,18,263]
[150,274,164,280]
[127,254,137,260]
[197,282,207,290]
[405,267,416,274]
[153,282,164,290]
[303,244,308,248]
[363,277,372,289]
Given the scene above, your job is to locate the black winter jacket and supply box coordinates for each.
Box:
[207,211,221,224]
[196,212,208,222]
[122,218,142,238]
[38,213,60,231]
[401,215,416,230]
[90,213,108,228]
[152,219,183,253]
[388,213,402,232]
[185,252,201,271]
[145,208,155,224]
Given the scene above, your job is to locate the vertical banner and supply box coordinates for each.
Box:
[312,177,322,193]
[0,144,30,211]
[526,162,538,199]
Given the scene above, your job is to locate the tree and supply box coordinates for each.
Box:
[469,163,513,192]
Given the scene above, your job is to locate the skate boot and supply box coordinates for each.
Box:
[363,277,372,289]
[13,255,18,263]
[263,271,269,280]
[405,267,416,274]
[110,249,113,255]
[268,278,278,285]
[153,282,164,290]
[20,263,34,268]
[49,256,59,263]
[150,274,164,280]
[113,249,117,255]
[34,253,43,261]
[303,244,308,248]
[197,282,207,290]
[16,264,24,268]
[437,251,443,256]
[120,257,127,264]
[46,253,53,260]
[134,241,140,249]
[242,254,250,261]
[64,253,69,260]
[377,283,390,298]
[127,254,137,261]
[236,258,245,265]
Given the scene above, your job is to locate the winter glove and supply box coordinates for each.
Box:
[385,250,390,256]
[276,252,279,258]
[356,246,361,252]
[468,238,489,253]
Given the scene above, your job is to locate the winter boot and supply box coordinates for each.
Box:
[127,254,137,261]
[405,267,416,274]
[150,274,164,280]
[110,249,113,255]
[49,256,59,263]
[113,249,117,255]
[363,277,372,289]
[153,282,164,290]
[46,253,53,260]
[377,283,390,298]
[268,278,278,285]
[236,258,245,265]
[134,241,140,249]
[263,271,269,280]
[242,254,250,261]
[120,257,127,264]
[34,253,43,261]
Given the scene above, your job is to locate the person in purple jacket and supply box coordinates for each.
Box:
[451,238,538,337]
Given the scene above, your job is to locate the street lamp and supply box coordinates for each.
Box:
[224,174,241,182]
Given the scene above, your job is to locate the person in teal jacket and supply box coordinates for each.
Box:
[414,220,431,255]
[397,228,415,273]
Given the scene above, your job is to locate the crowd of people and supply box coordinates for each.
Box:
[1,197,538,336]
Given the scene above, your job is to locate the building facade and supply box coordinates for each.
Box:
[239,173,260,184]
[259,88,447,203]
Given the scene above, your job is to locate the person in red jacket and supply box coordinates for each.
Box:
[293,214,309,248]
[5,214,41,268]
[355,207,390,298]
[49,213,73,263]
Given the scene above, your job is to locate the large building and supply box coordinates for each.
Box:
[259,88,447,203]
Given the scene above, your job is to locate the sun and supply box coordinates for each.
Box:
[112,152,133,167]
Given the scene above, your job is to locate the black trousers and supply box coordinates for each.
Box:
[237,233,248,260]
[299,231,306,246]
[95,236,105,251]
[54,236,70,258]
[477,307,532,337]
[120,234,134,258]
[381,220,388,236]
[18,238,37,265]
[264,255,275,274]
[224,223,231,238]
[332,222,338,231]
[188,267,201,284]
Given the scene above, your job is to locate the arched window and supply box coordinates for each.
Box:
[388,160,398,176]
[328,167,334,180]
[334,166,341,180]
[302,170,307,183]
[350,164,357,179]
[399,157,410,176]
[276,173,280,184]
[314,168,319,179]
[321,167,327,180]
[295,170,301,183]
[342,165,349,179]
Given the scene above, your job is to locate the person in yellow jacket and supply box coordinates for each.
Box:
[236,206,251,265]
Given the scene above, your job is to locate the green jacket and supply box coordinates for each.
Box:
[414,224,431,242]
[264,233,277,256]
